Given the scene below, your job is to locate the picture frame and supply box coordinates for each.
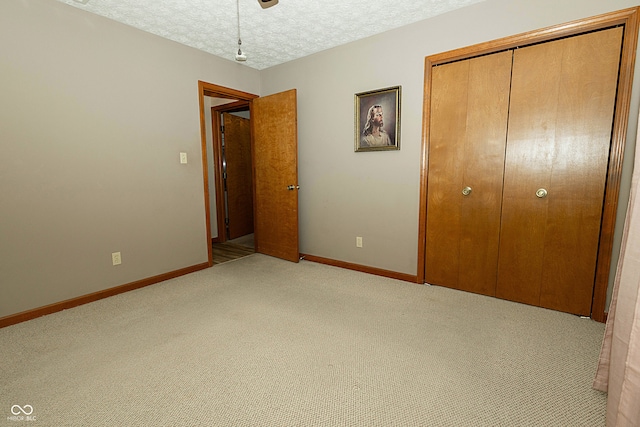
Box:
[354,86,401,152]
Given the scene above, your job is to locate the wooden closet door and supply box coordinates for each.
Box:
[496,28,623,315]
[426,51,512,295]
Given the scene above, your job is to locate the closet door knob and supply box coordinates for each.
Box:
[462,186,472,196]
[536,188,548,198]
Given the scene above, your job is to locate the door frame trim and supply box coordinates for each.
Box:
[198,81,258,265]
[416,7,640,322]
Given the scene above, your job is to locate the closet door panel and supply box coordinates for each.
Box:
[458,52,512,295]
[497,28,622,314]
[426,51,511,294]
[426,60,467,288]
[538,28,622,314]
[495,36,561,306]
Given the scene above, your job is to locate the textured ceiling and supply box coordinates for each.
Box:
[55,0,485,70]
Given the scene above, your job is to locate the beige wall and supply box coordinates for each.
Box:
[261,0,640,308]
[0,0,260,317]
[2,0,638,319]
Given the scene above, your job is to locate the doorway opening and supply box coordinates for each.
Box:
[212,102,255,264]
[211,102,252,243]
[197,82,258,266]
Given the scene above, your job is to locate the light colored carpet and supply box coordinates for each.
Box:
[0,254,606,426]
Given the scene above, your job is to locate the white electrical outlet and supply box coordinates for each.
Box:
[112,252,122,266]
[356,237,363,248]
[180,152,188,164]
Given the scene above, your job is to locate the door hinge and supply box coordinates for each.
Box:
[220,125,225,133]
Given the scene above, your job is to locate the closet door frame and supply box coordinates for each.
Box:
[417,7,640,322]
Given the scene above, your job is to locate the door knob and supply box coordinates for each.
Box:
[462,186,472,196]
[287,185,300,191]
[536,188,548,198]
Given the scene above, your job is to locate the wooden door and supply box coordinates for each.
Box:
[223,113,254,240]
[426,51,512,295]
[252,89,299,263]
[496,28,623,315]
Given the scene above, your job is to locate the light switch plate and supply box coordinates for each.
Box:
[180,152,188,164]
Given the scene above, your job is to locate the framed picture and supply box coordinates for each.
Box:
[354,86,401,152]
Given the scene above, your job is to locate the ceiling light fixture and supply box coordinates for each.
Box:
[235,0,247,62]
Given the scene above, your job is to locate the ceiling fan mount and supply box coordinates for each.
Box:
[236,0,279,62]
[258,0,278,9]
